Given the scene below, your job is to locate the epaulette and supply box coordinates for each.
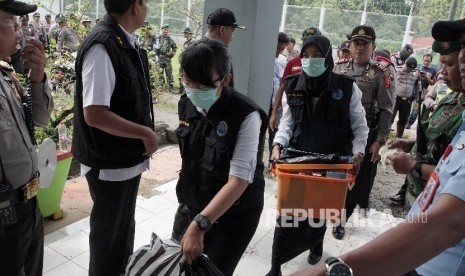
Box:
[372,62,387,72]
[335,58,349,65]
[0,61,14,72]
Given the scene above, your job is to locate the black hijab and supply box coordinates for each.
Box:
[300,35,334,96]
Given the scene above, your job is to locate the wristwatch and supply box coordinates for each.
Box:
[194,214,212,232]
[411,162,423,179]
[325,257,353,276]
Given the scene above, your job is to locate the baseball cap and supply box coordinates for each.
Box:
[301,27,321,40]
[183,27,193,34]
[432,19,465,41]
[0,0,37,16]
[403,44,413,54]
[338,40,350,51]
[405,57,417,69]
[432,40,461,55]
[206,8,246,30]
[349,25,376,43]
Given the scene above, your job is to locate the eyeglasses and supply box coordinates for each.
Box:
[180,73,222,90]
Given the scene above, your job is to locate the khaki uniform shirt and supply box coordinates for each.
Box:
[395,67,421,99]
[57,26,81,53]
[334,58,394,143]
[0,65,52,189]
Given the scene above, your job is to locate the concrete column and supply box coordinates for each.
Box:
[203,0,283,113]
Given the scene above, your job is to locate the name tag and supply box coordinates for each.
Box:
[418,172,440,212]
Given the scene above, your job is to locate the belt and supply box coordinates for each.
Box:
[397,96,409,101]
[13,177,40,203]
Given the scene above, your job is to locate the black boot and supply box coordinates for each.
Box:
[307,242,323,265]
[332,225,345,240]
[397,123,405,138]
[265,265,282,276]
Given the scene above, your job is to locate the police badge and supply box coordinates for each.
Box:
[217,121,228,137]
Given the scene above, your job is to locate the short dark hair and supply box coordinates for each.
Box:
[180,38,231,88]
[278,32,290,44]
[104,0,137,14]
[289,38,296,44]
[423,53,433,61]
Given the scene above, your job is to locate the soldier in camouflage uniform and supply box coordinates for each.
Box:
[388,39,465,210]
[177,27,195,93]
[155,24,177,90]
[333,25,393,240]
[138,22,155,51]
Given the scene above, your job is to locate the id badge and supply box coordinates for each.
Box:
[418,172,440,212]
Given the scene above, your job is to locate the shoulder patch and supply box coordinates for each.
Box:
[372,62,387,72]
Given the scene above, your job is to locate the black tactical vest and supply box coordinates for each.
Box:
[285,72,354,155]
[73,14,154,169]
[176,87,267,219]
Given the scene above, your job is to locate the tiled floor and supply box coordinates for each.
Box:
[43,178,404,275]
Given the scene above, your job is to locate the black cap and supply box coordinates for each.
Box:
[403,44,413,53]
[405,57,417,69]
[349,25,376,43]
[0,0,37,16]
[338,40,350,51]
[432,19,465,41]
[301,27,321,40]
[432,40,461,55]
[206,8,245,30]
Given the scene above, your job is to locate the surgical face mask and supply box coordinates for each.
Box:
[301,57,327,77]
[184,87,219,109]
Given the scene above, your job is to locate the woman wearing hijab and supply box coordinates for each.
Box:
[171,37,268,276]
[265,35,369,276]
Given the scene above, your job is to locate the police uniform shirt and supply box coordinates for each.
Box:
[334,59,393,144]
[408,111,465,276]
[0,69,52,189]
[57,26,80,53]
[395,67,421,99]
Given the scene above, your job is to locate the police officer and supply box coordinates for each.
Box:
[391,57,421,138]
[0,1,53,275]
[391,43,414,67]
[335,40,351,64]
[56,16,81,54]
[333,25,394,239]
[31,12,47,46]
[155,23,177,90]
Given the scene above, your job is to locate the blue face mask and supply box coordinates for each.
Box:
[301,57,327,77]
[185,87,219,109]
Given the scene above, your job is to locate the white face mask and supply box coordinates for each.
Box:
[301,58,327,77]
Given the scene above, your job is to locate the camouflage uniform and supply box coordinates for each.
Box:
[334,58,393,216]
[183,37,195,49]
[405,92,465,207]
[139,30,155,51]
[155,35,177,88]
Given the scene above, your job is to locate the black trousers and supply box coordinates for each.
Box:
[0,197,44,276]
[392,97,413,128]
[86,169,141,276]
[270,217,326,271]
[172,204,262,276]
[344,143,378,221]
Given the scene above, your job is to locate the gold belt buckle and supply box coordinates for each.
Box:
[402,97,407,100]
[24,177,40,200]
